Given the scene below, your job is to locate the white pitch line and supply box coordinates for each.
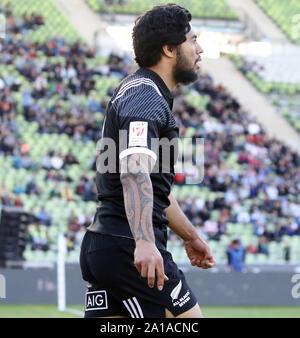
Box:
[65,307,84,317]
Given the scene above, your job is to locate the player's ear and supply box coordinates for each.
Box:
[162,45,176,59]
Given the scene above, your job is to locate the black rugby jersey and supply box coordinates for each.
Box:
[88,68,179,244]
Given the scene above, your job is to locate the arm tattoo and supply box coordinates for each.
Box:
[120,154,155,244]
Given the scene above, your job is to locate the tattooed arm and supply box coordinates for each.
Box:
[120,153,155,243]
[120,153,168,290]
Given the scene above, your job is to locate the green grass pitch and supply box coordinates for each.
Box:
[0,305,299,318]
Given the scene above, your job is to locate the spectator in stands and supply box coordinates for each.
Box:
[257,236,269,256]
[74,226,86,247]
[77,212,92,228]
[61,182,73,201]
[64,150,79,165]
[41,148,54,170]
[41,148,64,170]
[25,176,42,195]
[283,243,290,262]
[247,242,258,254]
[33,73,48,99]
[13,151,36,170]
[37,207,52,227]
[227,239,246,272]
[203,219,219,240]
[49,183,62,198]
[28,223,50,251]
[0,182,15,206]
[286,217,299,236]
[75,176,86,196]
[83,178,97,202]
[50,151,65,170]
[45,169,66,183]
[66,213,81,251]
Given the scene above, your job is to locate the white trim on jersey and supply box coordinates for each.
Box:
[122,299,135,318]
[122,298,144,318]
[116,78,155,98]
[112,78,162,104]
[132,297,144,318]
[127,298,139,318]
[117,77,162,99]
[119,146,157,162]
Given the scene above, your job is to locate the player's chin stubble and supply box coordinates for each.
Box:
[173,49,199,85]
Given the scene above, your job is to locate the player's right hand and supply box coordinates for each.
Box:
[184,236,216,269]
[134,240,169,291]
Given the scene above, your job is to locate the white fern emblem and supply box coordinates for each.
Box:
[170,280,182,301]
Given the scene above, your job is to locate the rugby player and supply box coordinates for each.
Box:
[80,3,216,318]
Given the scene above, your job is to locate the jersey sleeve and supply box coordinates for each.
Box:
[118,92,168,163]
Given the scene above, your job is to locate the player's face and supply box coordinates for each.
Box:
[173,28,203,85]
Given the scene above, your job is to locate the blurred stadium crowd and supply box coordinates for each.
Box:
[231,55,300,133]
[0,1,300,266]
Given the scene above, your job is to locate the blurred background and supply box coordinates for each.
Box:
[0,0,299,317]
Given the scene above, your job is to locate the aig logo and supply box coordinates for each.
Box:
[0,274,6,299]
[291,274,300,299]
[85,290,108,311]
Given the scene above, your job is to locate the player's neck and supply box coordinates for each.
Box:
[147,64,177,92]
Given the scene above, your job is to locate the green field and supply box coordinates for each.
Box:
[0,305,299,318]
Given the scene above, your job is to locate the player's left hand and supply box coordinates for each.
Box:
[184,237,216,269]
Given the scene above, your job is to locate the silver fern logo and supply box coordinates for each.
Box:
[170,280,182,301]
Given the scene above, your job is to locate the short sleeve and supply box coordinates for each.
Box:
[118,92,167,163]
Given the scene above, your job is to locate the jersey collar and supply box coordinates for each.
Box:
[136,67,174,110]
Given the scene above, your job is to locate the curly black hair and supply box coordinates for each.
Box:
[132,3,192,68]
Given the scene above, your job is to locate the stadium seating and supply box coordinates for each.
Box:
[255,0,300,45]
[85,0,238,20]
[0,0,299,266]
[230,54,300,134]
[1,0,81,43]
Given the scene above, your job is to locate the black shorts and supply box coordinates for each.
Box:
[79,231,198,318]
